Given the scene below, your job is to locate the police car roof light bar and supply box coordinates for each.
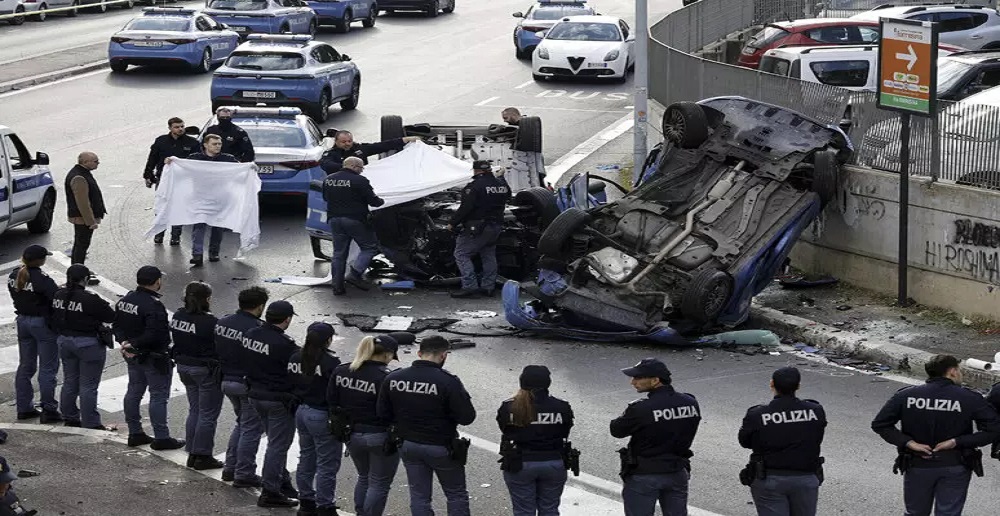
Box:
[231,106,303,118]
[142,6,197,13]
[246,34,313,43]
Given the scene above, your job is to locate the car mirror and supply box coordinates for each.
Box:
[341,54,351,61]
[325,128,339,137]
[512,11,523,17]
[185,126,201,135]
[34,152,49,166]
[535,30,547,38]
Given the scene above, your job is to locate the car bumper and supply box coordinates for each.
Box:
[532,57,626,78]
[206,16,276,36]
[108,44,202,67]
[259,166,319,194]
[516,30,541,51]
[211,79,322,106]
[380,0,431,10]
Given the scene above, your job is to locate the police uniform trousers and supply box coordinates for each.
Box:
[191,224,224,257]
[503,459,567,516]
[177,364,224,456]
[295,404,343,509]
[903,465,972,516]
[57,335,106,428]
[750,473,819,516]
[329,217,379,288]
[348,427,401,516]
[15,314,59,414]
[124,357,174,439]
[221,378,262,481]
[622,471,690,516]
[453,223,502,292]
[251,398,297,493]
[400,440,471,516]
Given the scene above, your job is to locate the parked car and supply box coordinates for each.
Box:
[306,0,376,32]
[532,15,635,83]
[201,0,317,37]
[80,0,137,13]
[512,0,595,59]
[851,4,1000,50]
[936,49,1000,100]
[0,125,56,237]
[503,96,854,342]
[108,7,241,73]
[0,0,29,24]
[737,18,881,69]
[379,0,453,17]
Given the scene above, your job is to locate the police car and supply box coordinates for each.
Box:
[108,7,241,73]
[202,0,317,38]
[211,34,361,123]
[0,126,56,238]
[512,0,594,59]
[307,0,377,33]
[196,106,329,194]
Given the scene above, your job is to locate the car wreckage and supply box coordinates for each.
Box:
[502,96,853,342]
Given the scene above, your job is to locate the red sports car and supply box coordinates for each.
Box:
[737,18,880,69]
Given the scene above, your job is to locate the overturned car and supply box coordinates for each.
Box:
[503,96,853,341]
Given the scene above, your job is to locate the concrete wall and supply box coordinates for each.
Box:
[791,166,1000,319]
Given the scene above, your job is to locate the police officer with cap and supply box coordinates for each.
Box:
[7,245,61,423]
[497,365,575,516]
[322,156,382,295]
[611,358,701,516]
[871,354,1000,516]
[377,335,476,516]
[51,264,115,431]
[448,159,512,298]
[319,130,420,174]
[330,333,410,516]
[738,367,827,516]
[114,265,185,451]
[204,107,255,163]
[244,300,302,508]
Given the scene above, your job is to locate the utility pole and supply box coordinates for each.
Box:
[633,0,648,187]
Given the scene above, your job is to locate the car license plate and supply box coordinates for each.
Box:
[132,41,164,47]
[231,26,248,32]
[587,63,608,68]
[242,91,277,99]
[258,165,274,174]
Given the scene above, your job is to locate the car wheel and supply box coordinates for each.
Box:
[121,0,134,9]
[110,60,128,73]
[67,0,79,16]
[426,0,439,17]
[32,3,47,22]
[811,149,840,206]
[196,48,212,74]
[341,78,361,111]
[380,115,405,155]
[312,90,331,123]
[513,187,560,229]
[662,101,709,149]
[9,6,25,25]
[27,191,56,234]
[514,116,542,153]
[338,11,351,33]
[308,19,317,35]
[93,0,108,13]
[680,269,733,325]
[362,4,376,27]
[538,208,590,258]
[442,0,454,13]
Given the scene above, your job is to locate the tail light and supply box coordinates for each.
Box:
[166,38,196,45]
[111,36,131,43]
[279,160,320,170]
[521,25,548,33]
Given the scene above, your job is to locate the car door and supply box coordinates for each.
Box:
[1,134,34,227]
[619,20,634,63]
[288,0,311,31]
[931,11,988,49]
[318,44,352,98]
[0,139,10,234]
[193,15,215,57]
[352,0,368,20]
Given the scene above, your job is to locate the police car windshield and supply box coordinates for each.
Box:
[125,17,191,31]
[530,7,590,20]
[237,123,307,147]
[227,52,304,70]
[546,22,621,41]
[208,0,268,10]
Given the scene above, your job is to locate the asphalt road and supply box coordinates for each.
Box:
[2,1,999,514]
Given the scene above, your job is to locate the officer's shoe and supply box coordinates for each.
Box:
[257,491,299,508]
[39,411,63,424]
[232,476,263,488]
[63,420,81,428]
[191,455,225,470]
[280,479,299,500]
[150,437,185,451]
[345,270,372,291]
[296,499,317,516]
[16,409,40,420]
[127,433,154,447]
[153,234,164,244]
[186,454,196,468]
[316,506,339,516]
[450,288,480,299]
[190,255,204,267]
[221,469,235,482]
[480,288,496,298]
[332,286,346,296]
[209,254,220,263]
[169,237,181,246]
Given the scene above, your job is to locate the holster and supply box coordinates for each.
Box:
[449,436,472,466]
[815,457,826,486]
[96,325,114,349]
[617,446,638,480]
[464,219,486,236]
[961,448,984,477]
[499,439,523,473]
[562,441,581,477]
[328,408,353,444]
[382,426,401,455]
[739,455,766,486]
[893,451,913,475]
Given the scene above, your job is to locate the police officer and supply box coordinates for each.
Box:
[244,300,302,508]
[496,365,574,516]
[289,322,342,516]
[871,354,1000,516]
[738,367,827,516]
[610,358,701,516]
[318,129,420,174]
[377,335,476,516]
[145,116,199,245]
[170,281,224,471]
[7,245,61,423]
[989,383,1000,461]
[448,160,511,298]
[215,286,269,487]
[322,156,382,295]
[204,107,255,163]
[329,333,411,516]
[50,264,115,430]
[113,265,185,451]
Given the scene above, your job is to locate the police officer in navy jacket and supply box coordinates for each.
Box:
[318,129,418,173]
[321,156,383,295]
[448,160,512,298]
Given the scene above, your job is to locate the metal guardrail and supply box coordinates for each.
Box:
[649,0,1000,191]
[0,0,171,22]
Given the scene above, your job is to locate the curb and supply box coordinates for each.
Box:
[750,304,1000,390]
[0,60,108,94]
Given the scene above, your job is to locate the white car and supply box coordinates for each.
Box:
[850,4,1000,50]
[531,15,634,83]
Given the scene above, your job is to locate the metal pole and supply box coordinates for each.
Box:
[633,0,649,188]
[898,113,912,307]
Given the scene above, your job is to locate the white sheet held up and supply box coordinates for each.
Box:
[144,159,262,254]
[365,140,472,209]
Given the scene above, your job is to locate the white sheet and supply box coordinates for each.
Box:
[366,140,472,209]
[144,159,262,255]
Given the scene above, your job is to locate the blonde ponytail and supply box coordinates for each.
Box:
[349,336,376,372]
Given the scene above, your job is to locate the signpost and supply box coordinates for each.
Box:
[876,17,938,307]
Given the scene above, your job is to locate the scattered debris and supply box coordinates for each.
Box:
[802,346,818,353]
[16,470,39,478]
[455,310,498,319]
[778,274,839,289]
[798,295,815,307]
[373,316,414,331]
[380,280,416,291]
[398,306,413,310]
[337,313,460,333]
[961,317,973,326]
[835,305,852,311]
[449,339,476,350]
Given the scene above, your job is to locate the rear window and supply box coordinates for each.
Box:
[239,124,307,147]
[226,52,304,70]
[809,60,870,87]
[747,26,790,49]
[759,56,791,75]
[126,17,191,31]
[804,25,878,44]
[207,0,269,10]
[529,7,591,20]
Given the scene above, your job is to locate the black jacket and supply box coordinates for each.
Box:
[7,266,59,318]
[145,134,200,182]
[450,173,511,226]
[872,377,1000,467]
[329,360,393,428]
[319,138,405,174]
[112,287,171,354]
[243,323,299,398]
[322,168,384,220]
[610,385,701,474]
[187,152,239,163]
[289,350,340,409]
[65,165,107,220]
[203,122,255,162]
[51,286,115,337]
[738,395,827,472]
[377,360,476,445]
[214,310,262,380]
[169,308,219,364]
[497,390,574,460]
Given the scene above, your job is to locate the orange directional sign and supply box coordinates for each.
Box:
[877,18,938,116]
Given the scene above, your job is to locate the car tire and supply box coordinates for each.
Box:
[308,19,317,35]
[92,0,108,13]
[680,269,733,325]
[811,149,839,206]
[426,0,439,17]
[537,207,590,258]
[513,187,560,229]
[67,0,79,16]
[32,3,47,21]
[662,101,709,149]
[9,6,25,25]
[442,0,454,13]
[380,114,405,142]
[195,48,212,74]
[514,115,542,153]
[338,12,351,33]
[121,0,134,9]
[110,60,128,73]
[341,78,361,110]
[362,4,376,27]
[27,191,56,234]
[312,90,331,123]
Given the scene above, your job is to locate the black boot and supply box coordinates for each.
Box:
[296,499,317,516]
[280,477,299,500]
[191,455,225,470]
[16,409,40,420]
[127,433,154,447]
[150,437,185,451]
[39,411,63,424]
[190,255,204,267]
[221,469,235,482]
[451,288,480,298]
[257,491,299,508]
[186,454,196,468]
[316,506,340,516]
[232,475,262,489]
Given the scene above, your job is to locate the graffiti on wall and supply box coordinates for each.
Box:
[840,182,886,228]
[923,219,1000,285]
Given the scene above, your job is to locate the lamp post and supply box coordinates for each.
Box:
[633,0,649,187]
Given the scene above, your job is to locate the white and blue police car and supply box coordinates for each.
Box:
[512,0,593,59]
[306,0,377,33]
[210,34,361,123]
[202,0,317,38]
[108,7,241,73]
[0,126,55,238]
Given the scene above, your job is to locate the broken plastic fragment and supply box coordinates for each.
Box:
[694,329,781,347]
[802,346,818,353]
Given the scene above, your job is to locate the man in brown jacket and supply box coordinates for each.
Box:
[65,152,106,284]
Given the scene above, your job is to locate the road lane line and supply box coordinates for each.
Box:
[476,103,630,114]
[475,96,500,106]
[515,80,533,89]
[0,68,108,99]
[0,259,22,271]
[544,112,634,187]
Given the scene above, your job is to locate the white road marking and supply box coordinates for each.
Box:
[474,96,500,106]
[475,104,629,114]
[96,369,187,413]
[0,68,108,99]
[0,259,22,271]
[515,80,533,89]
[544,112,634,187]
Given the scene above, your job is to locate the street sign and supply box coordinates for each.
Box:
[877,17,938,116]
